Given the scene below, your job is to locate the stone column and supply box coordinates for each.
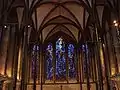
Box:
[5,25,16,78]
[12,25,21,90]
[20,26,28,90]
[0,26,10,75]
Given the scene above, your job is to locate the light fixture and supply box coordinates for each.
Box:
[4,25,7,29]
[113,20,117,24]
[113,20,120,40]
[103,43,105,47]
[113,20,120,27]
[114,23,118,27]
[27,25,31,28]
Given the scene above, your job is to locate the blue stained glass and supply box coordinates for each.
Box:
[32,45,36,77]
[46,44,53,80]
[32,45,39,78]
[45,38,77,81]
[68,44,76,78]
[56,38,66,80]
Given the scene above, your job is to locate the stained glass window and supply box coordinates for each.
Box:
[46,43,53,80]
[68,44,76,78]
[56,38,66,80]
[45,38,76,81]
[82,44,86,75]
[32,45,39,78]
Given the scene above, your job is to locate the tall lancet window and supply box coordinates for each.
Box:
[32,45,39,79]
[45,37,76,81]
[46,43,53,80]
[68,44,76,78]
[56,38,66,80]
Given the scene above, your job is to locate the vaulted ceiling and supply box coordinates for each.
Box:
[0,0,119,44]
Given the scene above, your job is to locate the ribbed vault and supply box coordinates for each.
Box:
[2,0,106,44]
[31,0,87,43]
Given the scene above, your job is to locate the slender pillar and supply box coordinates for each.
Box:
[95,37,104,90]
[20,26,28,90]
[38,43,40,84]
[92,44,99,90]
[76,45,79,82]
[102,40,111,90]
[53,43,56,83]
[4,26,11,75]
[65,44,68,83]
[104,34,111,75]
[5,25,16,78]
[0,26,10,75]
[13,25,21,90]
[40,43,43,90]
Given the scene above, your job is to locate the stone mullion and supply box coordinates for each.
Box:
[81,48,84,82]
[40,43,44,90]
[43,45,46,83]
[65,44,69,83]
[39,43,41,84]
[78,47,82,90]
[75,46,79,82]
[53,43,56,83]
[43,45,46,82]
[37,43,40,84]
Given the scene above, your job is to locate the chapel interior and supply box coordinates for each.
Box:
[0,0,120,90]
